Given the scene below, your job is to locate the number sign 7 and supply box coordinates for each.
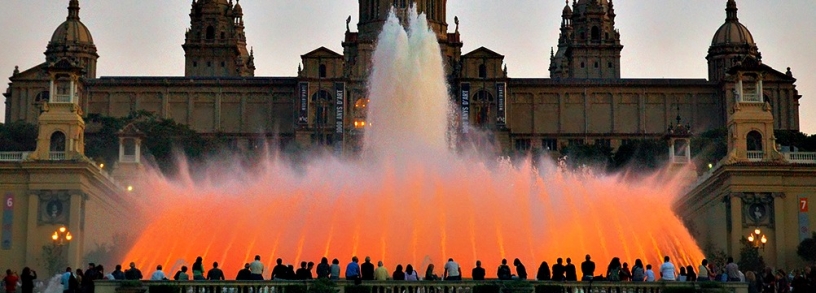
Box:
[801,198,809,212]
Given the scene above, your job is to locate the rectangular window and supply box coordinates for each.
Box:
[594,139,611,149]
[568,139,584,146]
[515,139,531,151]
[542,139,557,151]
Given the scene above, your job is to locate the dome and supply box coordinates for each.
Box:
[562,3,573,17]
[711,21,754,46]
[233,2,243,15]
[50,19,94,45]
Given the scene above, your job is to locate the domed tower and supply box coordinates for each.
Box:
[183,0,255,77]
[45,0,98,78]
[550,0,623,79]
[707,0,761,82]
[357,0,448,43]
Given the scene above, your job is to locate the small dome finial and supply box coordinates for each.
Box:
[726,0,738,22]
[68,0,80,20]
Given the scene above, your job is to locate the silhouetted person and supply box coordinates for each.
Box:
[286,265,296,280]
[361,256,375,280]
[236,264,251,280]
[307,262,315,279]
[565,258,577,281]
[111,265,124,280]
[497,259,512,280]
[514,259,528,280]
[124,263,142,280]
[20,267,36,293]
[581,255,595,281]
[472,261,486,281]
[249,255,264,280]
[296,262,311,280]
[207,262,225,280]
[393,265,405,281]
[272,259,288,280]
[537,261,551,281]
[330,259,341,280]
[316,257,331,279]
[552,258,565,281]
[346,256,361,281]
[174,266,190,280]
[192,257,205,280]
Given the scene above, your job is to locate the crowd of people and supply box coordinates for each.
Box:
[3,255,815,293]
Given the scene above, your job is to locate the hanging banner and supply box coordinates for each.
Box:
[801,196,810,242]
[298,82,309,125]
[461,83,470,134]
[335,82,345,137]
[496,82,506,125]
[2,193,13,250]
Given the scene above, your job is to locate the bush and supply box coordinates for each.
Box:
[282,285,308,293]
[472,284,501,293]
[308,279,338,293]
[343,285,371,293]
[534,284,563,293]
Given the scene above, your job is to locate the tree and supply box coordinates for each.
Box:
[560,143,613,170]
[611,139,669,172]
[797,232,816,264]
[691,127,728,174]
[738,237,766,274]
[0,121,38,151]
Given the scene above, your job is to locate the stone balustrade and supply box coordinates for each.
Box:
[0,151,29,161]
[96,280,748,293]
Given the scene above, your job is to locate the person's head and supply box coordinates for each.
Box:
[212,262,219,268]
[365,256,371,263]
[277,258,283,265]
[745,271,756,282]
[426,264,434,272]
[585,255,591,261]
[476,261,482,268]
[514,258,521,266]
[97,265,104,273]
[255,255,261,261]
[332,259,339,265]
[646,264,652,270]
[679,267,686,274]
[22,267,30,276]
[88,263,95,269]
[557,258,563,264]
[308,262,314,269]
[66,267,72,273]
[182,266,188,272]
[448,258,453,262]
[502,259,507,265]
[805,266,812,274]
[663,256,670,263]
[702,259,708,266]
[776,269,786,279]
[406,264,414,273]
[115,265,122,271]
[686,265,694,274]
[396,264,403,272]
[566,258,571,264]
[157,265,163,271]
[244,263,250,269]
[352,256,358,263]
[196,256,203,263]
[727,257,734,263]
[540,261,549,269]
[623,262,629,268]
[301,261,307,269]
[288,265,294,270]
[321,257,328,264]
[635,259,643,268]
[76,269,83,275]
[5,269,10,276]
[378,261,383,267]
[130,262,136,269]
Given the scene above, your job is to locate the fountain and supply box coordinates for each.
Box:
[121,7,703,277]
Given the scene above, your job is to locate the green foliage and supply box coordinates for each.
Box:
[118,280,143,288]
[660,286,696,293]
[560,143,613,169]
[472,284,502,293]
[282,285,308,293]
[500,280,533,293]
[533,284,563,293]
[611,139,669,172]
[343,285,371,293]
[691,128,728,174]
[0,121,38,151]
[307,278,338,293]
[703,242,729,274]
[797,232,816,264]
[738,237,766,274]
[40,245,68,275]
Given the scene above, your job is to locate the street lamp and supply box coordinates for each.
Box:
[52,226,73,246]
[747,228,767,250]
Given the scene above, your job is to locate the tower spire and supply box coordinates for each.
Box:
[68,0,80,20]
[726,0,738,22]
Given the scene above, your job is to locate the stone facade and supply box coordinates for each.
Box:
[2,0,803,154]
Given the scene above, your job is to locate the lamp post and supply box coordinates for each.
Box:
[52,226,73,246]
[747,228,767,250]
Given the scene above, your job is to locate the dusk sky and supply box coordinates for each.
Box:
[2,0,815,133]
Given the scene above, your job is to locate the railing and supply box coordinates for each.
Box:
[0,152,30,162]
[122,154,137,162]
[49,152,66,161]
[741,93,761,103]
[95,280,749,293]
[52,94,72,103]
[672,156,690,164]
[746,151,763,162]
[784,152,816,164]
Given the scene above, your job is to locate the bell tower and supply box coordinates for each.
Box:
[707,0,761,82]
[357,0,448,43]
[29,59,87,161]
[183,0,255,77]
[550,0,623,79]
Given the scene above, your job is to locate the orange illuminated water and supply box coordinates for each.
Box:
[121,7,703,278]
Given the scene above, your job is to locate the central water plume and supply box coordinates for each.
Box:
[121,8,703,278]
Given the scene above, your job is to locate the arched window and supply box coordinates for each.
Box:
[747,131,763,151]
[473,90,495,128]
[478,64,487,78]
[319,64,327,78]
[591,26,600,42]
[35,91,50,103]
[206,26,215,40]
[122,138,136,156]
[311,90,333,128]
[50,131,66,152]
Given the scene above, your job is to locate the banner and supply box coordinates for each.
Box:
[801,196,810,242]
[2,193,13,250]
[461,83,470,134]
[496,82,506,125]
[335,82,345,137]
[298,82,309,125]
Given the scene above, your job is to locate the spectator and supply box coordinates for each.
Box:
[4,269,19,293]
[678,266,687,282]
[374,261,388,281]
[345,256,361,280]
[424,264,438,281]
[330,259,341,280]
[192,257,205,280]
[295,262,310,280]
[307,262,315,279]
[776,270,789,293]
[235,264,251,281]
[514,259,528,280]
[111,265,124,280]
[361,256,375,280]
[697,260,710,282]
[150,265,168,281]
[660,256,676,281]
[272,259,288,280]
[392,265,405,281]
[564,258,577,281]
[175,266,190,281]
[20,267,36,293]
[207,262,225,280]
[405,265,419,281]
[75,269,84,289]
[250,255,264,280]
[606,257,621,282]
[645,265,656,282]
[686,265,696,282]
[790,270,807,293]
[444,258,461,281]
[536,261,551,281]
[620,262,632,281]
[631,259,645,282]
[497,259,512,280]
[552,258,565,281]
[725,257,740,282]
[472,261,486,281]
[316,258,331,279]
[286,265,296,280]
[60,267,73,293]
[581,255,595,281]
[124,263,142,280]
